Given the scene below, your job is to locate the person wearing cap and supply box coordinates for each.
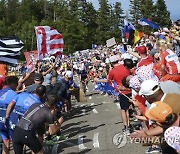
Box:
[139,80,180,112]
[26,73,44,93]
[156,40,180,82]
[135,45,154,68]
[131,80,180,139]
[64,70,79,111]
[145,102,180,154]
[108,55,134,135]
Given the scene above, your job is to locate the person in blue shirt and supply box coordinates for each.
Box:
[0,76,19,154]
[5,85,46,153]
[6,85,46,118]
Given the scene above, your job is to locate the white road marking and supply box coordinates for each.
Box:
[92,109,98,114]
[90,103,95,106]
[82,109,86,115]
[93,133,100,148]
[78,135,87,150]
[102,101,111,104]
[116,103,121,109]
[80,104,85,107]
[74,104,79,108]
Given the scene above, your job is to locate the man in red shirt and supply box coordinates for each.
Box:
[108,55,133,135]
[136,46,153,68]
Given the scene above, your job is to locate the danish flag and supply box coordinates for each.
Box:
[35,26,64,59]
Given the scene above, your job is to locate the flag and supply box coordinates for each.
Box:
[138,18,160,29]
[138,20,149,26]
[24,50,39,71]
[0,36,24,64]
[134,30,144,44]
[35,26,64,59]
[123,19,135,45]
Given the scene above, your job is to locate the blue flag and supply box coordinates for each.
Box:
[138,18,160,29]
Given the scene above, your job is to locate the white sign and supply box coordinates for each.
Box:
[106,37,116,48]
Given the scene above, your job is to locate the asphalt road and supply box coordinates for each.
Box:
[55,80,150,154]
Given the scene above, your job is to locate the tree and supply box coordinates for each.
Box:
[140,0,155,19]
[154,0,171,27]
[79,1,98,48]
[110,2,124,42]
[129,0,142,28]
[96,0,112,45]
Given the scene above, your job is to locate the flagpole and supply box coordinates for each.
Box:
[31,33,34,51]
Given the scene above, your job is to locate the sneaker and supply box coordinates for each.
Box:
[101,92,106,95]
[53,135,68,141]
[128,125,134,133]
[113,99,119,103]
[45,135,68,145]
[145,146,162,153]
[122,127,130,136]
[45,140,57,145]
[104,93,108,97]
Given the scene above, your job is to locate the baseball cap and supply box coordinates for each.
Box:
[139,80,160,96]
[109,55,119,63]
[135,46,147,54]
[65,71,73,78]
[35,73,44,82]
[145,101,172,123]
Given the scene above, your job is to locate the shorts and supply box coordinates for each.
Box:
[0,123,13,140]
[13,127,42,154]
[119,94,131,110]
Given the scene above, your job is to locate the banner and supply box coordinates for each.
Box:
[35,26,64,59]
[106,37,116,48]
[24,50,38,71]
[0,36,24,64]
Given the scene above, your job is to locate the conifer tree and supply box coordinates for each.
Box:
[154,0,171,27]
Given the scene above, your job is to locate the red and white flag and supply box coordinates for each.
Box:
[35,26,64,59]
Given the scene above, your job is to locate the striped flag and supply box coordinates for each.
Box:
[0,36,24,64]
[123,19,135,45]
[138,18,160,29]
[35,26,64,59]
[134,30,144,44]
